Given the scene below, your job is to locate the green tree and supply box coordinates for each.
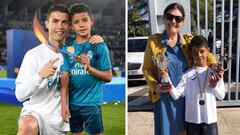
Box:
[128,0,150,37]
[191,0,238,37]
[190,0,214,35]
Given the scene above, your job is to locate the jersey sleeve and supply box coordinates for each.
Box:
[98,43,112,70]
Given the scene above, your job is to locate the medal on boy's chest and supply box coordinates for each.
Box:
[199,93,205,105]
[195,67,209,106]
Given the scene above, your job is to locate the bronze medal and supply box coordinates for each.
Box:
[199,100,205,105]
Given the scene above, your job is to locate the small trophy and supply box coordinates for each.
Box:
[152,55,171,91]
[211,56,232,78]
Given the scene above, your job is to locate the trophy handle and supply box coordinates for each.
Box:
[219,56,232,71]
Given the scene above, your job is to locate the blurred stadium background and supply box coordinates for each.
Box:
[0,2,125,134]
[0,0,125,77]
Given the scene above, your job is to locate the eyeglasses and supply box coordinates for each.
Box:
[165,13,183,23]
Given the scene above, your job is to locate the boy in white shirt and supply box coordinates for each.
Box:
[169,35,225,135]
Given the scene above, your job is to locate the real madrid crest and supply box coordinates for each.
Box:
[67,46,75,54]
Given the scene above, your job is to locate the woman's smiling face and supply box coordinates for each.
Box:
[164,9,184,35]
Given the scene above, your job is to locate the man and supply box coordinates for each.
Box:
[15,4,70,135]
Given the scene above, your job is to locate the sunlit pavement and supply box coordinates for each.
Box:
[128,83,240,135]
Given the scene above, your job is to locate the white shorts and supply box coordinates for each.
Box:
[19,109,67,135]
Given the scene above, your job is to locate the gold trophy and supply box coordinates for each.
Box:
[152,55,171,91]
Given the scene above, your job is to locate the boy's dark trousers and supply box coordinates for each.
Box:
[186,122,218,135]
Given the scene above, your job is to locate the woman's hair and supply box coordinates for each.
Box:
[163,3,185,20]
[189,35,209,51]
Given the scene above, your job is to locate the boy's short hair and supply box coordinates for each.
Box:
[69,3,92,20]
[189,35,209,51]
[46,4,69,21]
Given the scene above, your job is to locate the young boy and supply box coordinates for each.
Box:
[60,3,112,135]
[169,35,225,135]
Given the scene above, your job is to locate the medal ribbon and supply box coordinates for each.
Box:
[47,42,78,58]
[195,67,208,98]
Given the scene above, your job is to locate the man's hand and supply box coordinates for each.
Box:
[61,104,71,123]
[38,57,59,79]
[89,35,104,44]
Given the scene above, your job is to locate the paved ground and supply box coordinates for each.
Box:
[128,84,240,135]
[128,107,240,135]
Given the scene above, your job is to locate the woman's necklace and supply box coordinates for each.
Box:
[195,66,208,105]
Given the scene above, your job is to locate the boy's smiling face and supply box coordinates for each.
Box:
[191,46,209,67]
[71,12,93,39]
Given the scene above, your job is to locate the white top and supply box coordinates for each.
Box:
[15,43,70,131]
[170,66,225,124]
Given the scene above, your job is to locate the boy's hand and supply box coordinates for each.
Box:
[38,57,59,79]
[89,35,104,44]
[159,83,172,92]
[209,64,224,88]
[209,73,221,88]
[80,54,90,70]
[61,104,71,123]
[74,55,90,70]
[157,69,171,91]
[210,63,224,78]
[155,84,171,94]
[216,64,224,78]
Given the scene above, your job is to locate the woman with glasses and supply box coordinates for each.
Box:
[142,3,216,135]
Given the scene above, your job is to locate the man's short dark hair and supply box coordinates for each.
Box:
[69,3,92,20]
[46,4,69,20]
[189,35,209,51]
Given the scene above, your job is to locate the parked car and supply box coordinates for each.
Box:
[128,37,148,82]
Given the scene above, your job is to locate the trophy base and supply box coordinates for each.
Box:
[159,83,172,92]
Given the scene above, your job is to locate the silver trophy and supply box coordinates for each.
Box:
[211,55,232,78]
[152,55,171,90]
